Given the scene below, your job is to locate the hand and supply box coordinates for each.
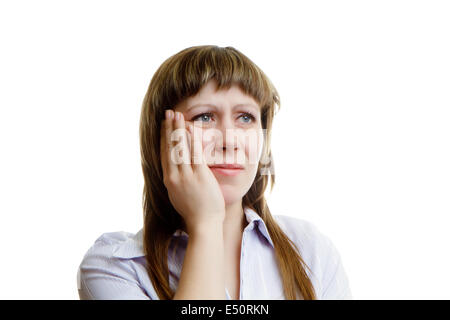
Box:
[160,110,226,234]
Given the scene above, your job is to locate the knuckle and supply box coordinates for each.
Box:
[163,173,177,187]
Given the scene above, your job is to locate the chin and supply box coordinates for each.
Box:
[219,184,245,205]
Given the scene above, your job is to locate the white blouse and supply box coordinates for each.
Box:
[77,207,352,299]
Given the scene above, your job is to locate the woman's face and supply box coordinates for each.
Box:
[174,79,264,205]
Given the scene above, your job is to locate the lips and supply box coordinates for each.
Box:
[208,163,244,169]
[208,164,244,176]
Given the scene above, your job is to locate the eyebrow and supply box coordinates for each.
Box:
[186,103,260,113]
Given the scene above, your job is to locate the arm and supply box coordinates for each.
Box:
[161,110,227,300]
[77,239,152,300]
[78,268,151,300]
[319,236,352,300]
[173,223,226,300]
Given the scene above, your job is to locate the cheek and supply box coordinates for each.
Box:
[244,130,264,165]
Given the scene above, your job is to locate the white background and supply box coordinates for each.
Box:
[0,0,449,299]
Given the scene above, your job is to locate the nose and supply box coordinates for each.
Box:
[214,117,239,152]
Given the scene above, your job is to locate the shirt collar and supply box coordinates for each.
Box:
[112,206,274,259]
[172,207,274,247]
[242,206,274,248]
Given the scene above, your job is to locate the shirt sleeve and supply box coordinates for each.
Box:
[77,239,151,300]
[319,235,352,300]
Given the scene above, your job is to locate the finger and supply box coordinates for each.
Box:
[173,111,192,174]
[160,120,167,175]
[185,122,192,160]
[185,122,194,160]
[164,109,178,177]
[188,122,202,169]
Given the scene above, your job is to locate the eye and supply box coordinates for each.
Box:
[192,112,213,123]
[239,113,256,123]
[191,112,257,124]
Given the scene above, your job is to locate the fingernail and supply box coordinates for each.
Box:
[165,110,170,120]
[175,112,180,120]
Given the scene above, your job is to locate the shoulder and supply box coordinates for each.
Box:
[273,215,352,299]
[80,231,140,263]
[273,215,329,251]
[87,231,137,250]
[273,215,336,265]
[77,230,152,300]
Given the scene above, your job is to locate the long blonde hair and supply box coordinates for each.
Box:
[139,45,316,299]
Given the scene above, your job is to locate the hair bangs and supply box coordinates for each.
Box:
[157,45,277,115]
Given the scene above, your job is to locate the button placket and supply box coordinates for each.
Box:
[240,231,246,300]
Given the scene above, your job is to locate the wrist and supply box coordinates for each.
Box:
[187,219,224,237]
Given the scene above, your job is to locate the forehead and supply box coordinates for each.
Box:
[176,80,260,112]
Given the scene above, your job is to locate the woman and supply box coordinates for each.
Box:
[77,45,352,300]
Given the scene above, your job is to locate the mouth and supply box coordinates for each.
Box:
[208,164,244,176]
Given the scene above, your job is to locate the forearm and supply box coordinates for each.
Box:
[173,223,226,300]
